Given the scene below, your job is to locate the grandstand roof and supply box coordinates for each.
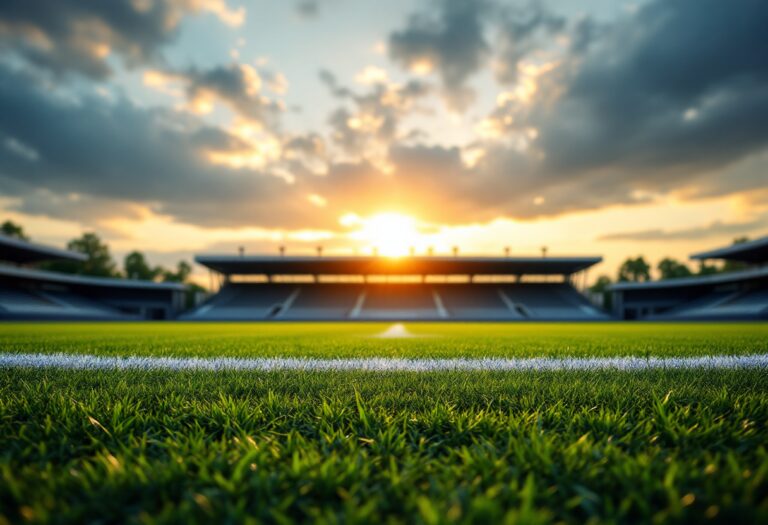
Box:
[690,235,768,263]
[195,255,602,276]
[0,264,186,291]
[0,235,87,264]
[609,265,768,291]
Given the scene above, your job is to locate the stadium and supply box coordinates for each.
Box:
[186,253,607,321]
[611,236,768,320]
[4,231,768,322]
[2,0,768,523]
[0,234,185,320]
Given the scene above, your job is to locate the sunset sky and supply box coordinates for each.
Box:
[1,0,767,282]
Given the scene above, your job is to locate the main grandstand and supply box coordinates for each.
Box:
[186,253,607,321]
[0,235,185,320]
[611,235,768,320]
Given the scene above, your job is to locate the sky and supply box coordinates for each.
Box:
[1,0,767,283]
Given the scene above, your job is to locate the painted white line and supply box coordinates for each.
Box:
[1,353,767,372]
[374,323,422,338]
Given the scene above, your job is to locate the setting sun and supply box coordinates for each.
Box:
[352,212,422,257]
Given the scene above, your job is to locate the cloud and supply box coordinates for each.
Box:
[493,2,565,85]
[598,217,768,242]
[0,64,316,229]
[460,0,768,219]
[319,70,432,168]
[387,0,565,111]
[3,0,768,237]
[295,1,319,18]
[388,0,490,111]
[0,0,244,79]
[533,0,768,178]
[169,63,284,127]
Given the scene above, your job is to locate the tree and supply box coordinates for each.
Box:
[155,260,202,311]
[722,236,749,273]
[162,260,192,283]
[618,256,651,282]
[697,260,720,276]
[70,233,119,277]
[124,251,162,281]
[589,275,613,310]
[184,282,207,310]
[1,220,29,241]
[589,275,612,293]
[42,233,119,277]
[657,257,692,280]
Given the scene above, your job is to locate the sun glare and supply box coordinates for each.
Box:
[354,212,422,257]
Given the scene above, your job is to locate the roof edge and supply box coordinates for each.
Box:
[609,266,768,291]
[0,234,87,263]
[690,234,768,261]
[0,264,186,290]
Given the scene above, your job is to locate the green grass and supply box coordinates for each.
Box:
[1,323,767,524]
[1,322,767,358]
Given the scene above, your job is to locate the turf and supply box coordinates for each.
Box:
[1,323,767,524]
[1,322,767,358]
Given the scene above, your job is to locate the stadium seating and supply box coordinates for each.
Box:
[501,283,607,320]
[184,281,605,321]
[655,288,768,320]
[0,286,127,320]
[355,284,440,320]
[280,284,362,320]
[184,283,297,320]
[433,284,523,319]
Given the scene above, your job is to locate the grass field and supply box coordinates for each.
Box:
[1,322,767,524]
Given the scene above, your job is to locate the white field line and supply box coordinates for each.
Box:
[1,352,768,372]
[374,323,424,338]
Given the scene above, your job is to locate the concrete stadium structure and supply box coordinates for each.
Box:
[0,235,185,320]
[187,254,608,321]
[611,235,768,320]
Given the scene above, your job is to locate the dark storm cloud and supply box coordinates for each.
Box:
[535,0,768,178]
[3,0,768,236]
[0,64,315,229]
[0,0,225,79]
[494,1,565,84]
[445,0,768,221]
[388,0,491,111]
[387,0,566,110]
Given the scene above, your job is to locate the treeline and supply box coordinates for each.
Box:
[590,237,750,309]
[2,220,205,307]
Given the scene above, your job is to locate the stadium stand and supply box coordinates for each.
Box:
[611,235,768,320]
[0,235,186,320]
[281,284,362,320]
[188,254,607,321]
[434,284,523,320]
